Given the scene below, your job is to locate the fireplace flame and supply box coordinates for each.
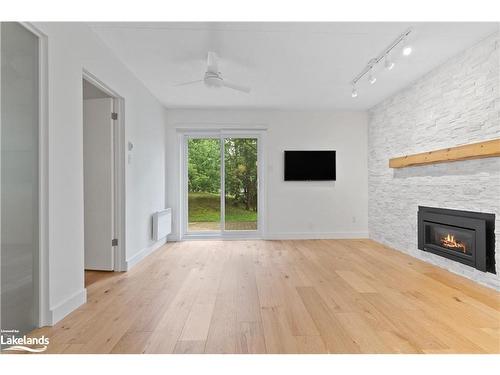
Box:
[440,234,467,253]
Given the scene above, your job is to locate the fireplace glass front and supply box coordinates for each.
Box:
[425,223,474,257]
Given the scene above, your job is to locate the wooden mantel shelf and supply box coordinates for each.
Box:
[389,138,500,168]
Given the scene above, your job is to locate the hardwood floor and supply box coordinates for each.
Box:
[84,270,116,287]
[30,239,500,354]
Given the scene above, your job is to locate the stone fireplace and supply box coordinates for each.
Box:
[368,31,500,289]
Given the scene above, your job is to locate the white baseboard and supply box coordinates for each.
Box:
[169,232,369,241]
[126,238,167,270]
[167,234,180,242]
[48,240,167,325]
[264,231,369,240]
[50,288,87,325]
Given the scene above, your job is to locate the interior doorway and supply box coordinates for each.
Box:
[82,74,125,285]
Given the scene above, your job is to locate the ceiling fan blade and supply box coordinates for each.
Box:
[174,79,203,87]
[207,51,219,73]
[221,80,251,93]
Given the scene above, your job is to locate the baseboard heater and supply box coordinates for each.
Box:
[152,208,172,241]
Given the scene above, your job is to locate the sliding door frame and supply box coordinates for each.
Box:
[2,22,50,327]
[180,128,266,240]
[182,132,222,237]
[23,22,49,327]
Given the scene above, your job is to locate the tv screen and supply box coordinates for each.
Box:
[284,150,336,181]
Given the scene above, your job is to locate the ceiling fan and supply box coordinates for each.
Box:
[175,51,251,93]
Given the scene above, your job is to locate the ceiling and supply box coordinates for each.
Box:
[90,22,499,110]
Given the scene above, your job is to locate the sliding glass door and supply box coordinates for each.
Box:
[224,138,258,231]
[187,137,221,232]
[185,134,260,237]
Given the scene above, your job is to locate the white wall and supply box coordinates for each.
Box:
[368,31,500,289]
[32,22,167,324]
[166,109,368,240]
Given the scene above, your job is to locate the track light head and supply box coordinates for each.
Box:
[351,85,358,98]
[385,55,395,70]
[369,67,377,85]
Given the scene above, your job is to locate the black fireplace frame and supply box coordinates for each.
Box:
[418,206,496,273]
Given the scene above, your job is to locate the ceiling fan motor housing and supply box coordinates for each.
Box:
[204,71,223,88]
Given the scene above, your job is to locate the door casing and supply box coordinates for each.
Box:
[82,70,126,272]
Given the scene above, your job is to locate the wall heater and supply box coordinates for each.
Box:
[152,208,172,241]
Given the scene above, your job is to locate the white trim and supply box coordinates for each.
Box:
[50,289,87,325]
[177,232,368,241]
[182,236,264,241]
[18,22,51,327]
[175,125,268,133]
[82,70,127,272]
[125,239,167,270]
[220,134,225,230]
[113,97,127,272]
[0,24,3,331]
[180,133,188,237]
[82,69,121,98]
[257,132,267,236]
[264,231,369,240]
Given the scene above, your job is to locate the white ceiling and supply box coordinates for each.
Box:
[90,22,499,110]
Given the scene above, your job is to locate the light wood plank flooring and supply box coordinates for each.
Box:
[30,239,500,354]
[85,270,115,287]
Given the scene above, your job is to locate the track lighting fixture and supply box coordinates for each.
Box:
[385,54,395,70]
[351,85,358,98]
[369,67,377,85]
[349,28,412,98]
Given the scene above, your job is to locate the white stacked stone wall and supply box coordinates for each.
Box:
[368,31,500,289]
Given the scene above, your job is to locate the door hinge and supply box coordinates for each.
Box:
[111,112,118,120]
[112,238,118,247]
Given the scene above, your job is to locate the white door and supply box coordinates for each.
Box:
[83,98,114,270]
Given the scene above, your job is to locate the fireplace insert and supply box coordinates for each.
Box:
[418,206,495,273]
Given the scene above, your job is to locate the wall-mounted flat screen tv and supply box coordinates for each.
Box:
[284,150,336,181]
